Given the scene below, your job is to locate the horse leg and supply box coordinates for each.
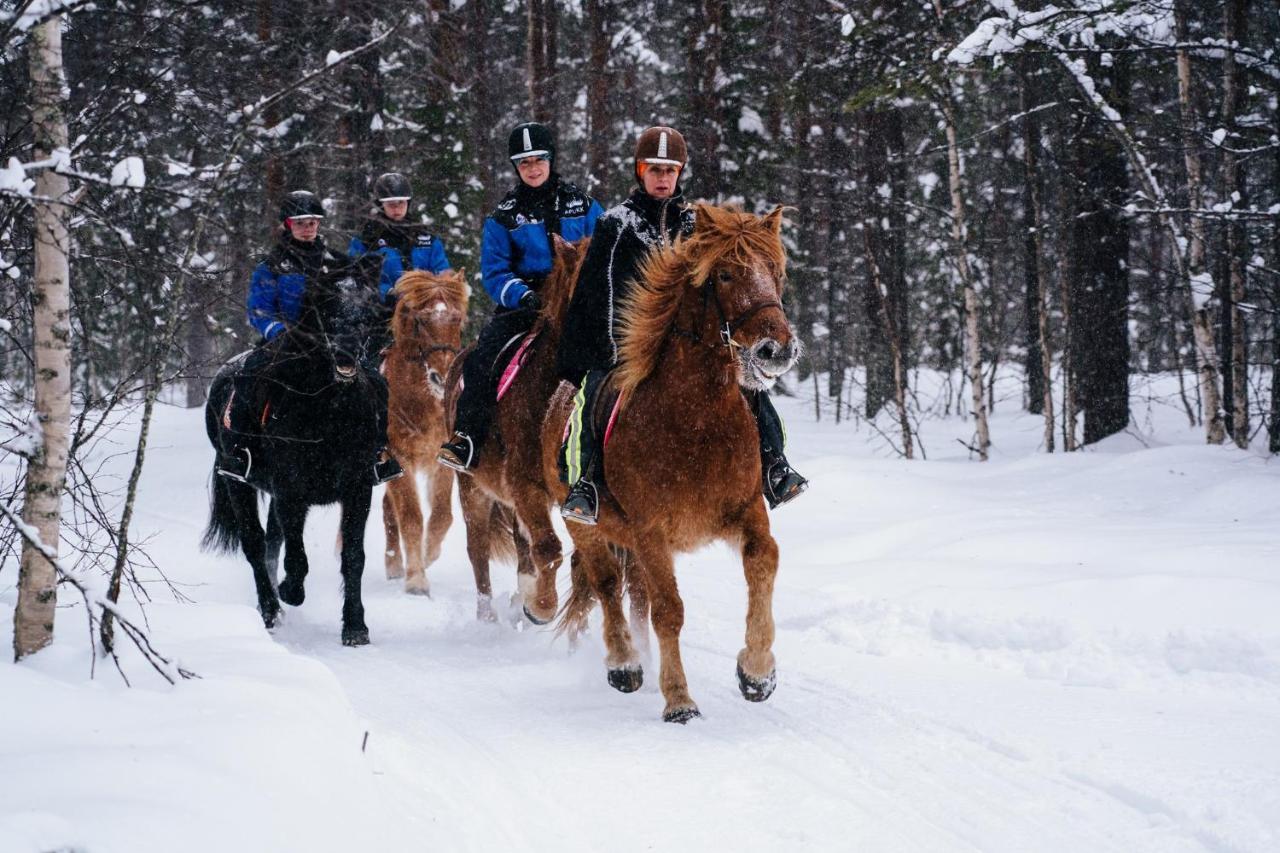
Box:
[338,485,373,646]
[512,521,535,620]
[265,498,284,589]
[573,531,642,692]
[511,485,561,625]
[228,481,280,629]
[621,549,651,659]
[633,539,699,723]
[736,504,779,702]
[457,477,495,622]
[275,498,309,608]
[423,464,454,569]
[382,490,404,580]
[387,472,428,595]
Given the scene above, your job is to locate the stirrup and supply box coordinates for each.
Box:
[764,462,808,510]
[436,432,476,473]
[370,451,404,485]
[561,479,599,526]
[217,447,255,484]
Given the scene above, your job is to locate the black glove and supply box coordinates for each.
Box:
[519,290,542,311]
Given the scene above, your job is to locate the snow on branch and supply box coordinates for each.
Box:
[0,499,198,685]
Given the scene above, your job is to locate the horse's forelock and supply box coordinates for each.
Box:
[394,269,468,314]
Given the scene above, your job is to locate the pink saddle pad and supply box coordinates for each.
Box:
[496,333,538,402]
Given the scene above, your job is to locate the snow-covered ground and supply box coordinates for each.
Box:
[3,373,1279,852]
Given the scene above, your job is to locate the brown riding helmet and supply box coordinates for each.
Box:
[634,126,688,185]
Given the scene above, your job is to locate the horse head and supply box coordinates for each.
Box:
[292,253,385,384]
[618,204,799,394]
[692,204,799,391]
[389,268,469,399]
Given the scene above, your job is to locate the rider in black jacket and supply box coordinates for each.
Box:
[555,126,808,524]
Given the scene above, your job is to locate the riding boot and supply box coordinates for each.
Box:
[437,430,477,473]
[218,366,271,488]
[762,453,808,509]
[368,449,405,485]
[561,453,600,525]
[749,389,808,509]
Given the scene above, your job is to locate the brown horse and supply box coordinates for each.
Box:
[442,236,600,624]
[381,269,473,596]
[547,204,798,722]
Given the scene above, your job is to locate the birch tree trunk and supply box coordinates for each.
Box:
[15,15,72,661]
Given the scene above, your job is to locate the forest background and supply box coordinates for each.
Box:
[3,0,1280,617]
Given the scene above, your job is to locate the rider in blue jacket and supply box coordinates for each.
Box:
[219,190,402,487]
[437,122,604,472]
[348,172,451,303]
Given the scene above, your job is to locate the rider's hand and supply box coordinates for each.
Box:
[519,290,542,312]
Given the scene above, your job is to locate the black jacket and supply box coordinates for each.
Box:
[557,189,694,383]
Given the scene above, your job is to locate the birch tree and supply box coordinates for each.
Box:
[15,13,71,660]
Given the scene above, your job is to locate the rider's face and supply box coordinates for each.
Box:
[382,199,409,221]
[288,217,320,242]
[516,155,551,188]
[641,163,681,199]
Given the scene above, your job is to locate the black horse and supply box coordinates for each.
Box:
[201,255,387,646]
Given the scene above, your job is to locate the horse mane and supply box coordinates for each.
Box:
[614,203,787,394]
[393,269,469,314]
[541,235,590,330]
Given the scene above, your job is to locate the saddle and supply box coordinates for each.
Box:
[495,330,539,402]
[558,372,624,484]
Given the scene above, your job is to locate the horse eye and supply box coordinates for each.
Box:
[717,269,733,283]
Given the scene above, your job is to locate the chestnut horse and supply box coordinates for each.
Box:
[443,236,624,624]
[547,204,798,722]
[381,269,472,595]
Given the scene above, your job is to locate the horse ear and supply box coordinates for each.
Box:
[763,205,787,234]
[551,233,570,257]
[694,203,719,233]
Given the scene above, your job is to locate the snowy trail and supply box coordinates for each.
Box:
[5,387,1280,852]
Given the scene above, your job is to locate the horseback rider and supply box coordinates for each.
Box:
[216,189,403,487]
[555,126,809,525]
[436,121,605,472]
[348,171,452,303]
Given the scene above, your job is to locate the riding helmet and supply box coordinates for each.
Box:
[634,126,687,185]
[279,190,326,222]
[508,122,556,168]
[373,172,412,202]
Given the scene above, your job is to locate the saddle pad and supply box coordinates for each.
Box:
[496,332,538,402]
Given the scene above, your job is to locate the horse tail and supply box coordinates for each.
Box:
[555,550,595,640]
[200,472,243,553]
[488,503,519,565]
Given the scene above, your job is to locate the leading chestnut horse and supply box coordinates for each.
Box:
[381,269,469,595]
[548,204,798,722]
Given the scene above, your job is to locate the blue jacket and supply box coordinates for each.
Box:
[247,234,347,341]
[481,177,603,309]
[348,216,450,301]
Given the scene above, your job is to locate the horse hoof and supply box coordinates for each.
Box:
[260,604,282,630]
[277,580,304,607]
[404,582,431,597]
[662,705,702,724]
[607,665,643,693]
[385,566,404,580]
[342,627,370,647]
[737,663,777,703]
[523,604,552,626]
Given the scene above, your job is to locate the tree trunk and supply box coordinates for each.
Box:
[687,0,728,200]
[1069,52,1131,446]
[1219,0,1250,447]
[526,0,556,126]
[1020,62,1054,450]
[15,15,72,661]
[585,0,611,193]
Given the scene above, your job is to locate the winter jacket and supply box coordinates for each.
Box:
[348,215,451,302]
[557,188,694,383]
[246,233,348,341]
[481,176,603,310]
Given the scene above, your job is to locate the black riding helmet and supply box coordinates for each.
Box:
[280,190,325,222]
[373,172,412,202]
[508,122,555,171]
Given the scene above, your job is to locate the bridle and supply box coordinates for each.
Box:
[674,277,783,353]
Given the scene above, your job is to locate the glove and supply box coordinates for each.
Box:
[519,290,542,311]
